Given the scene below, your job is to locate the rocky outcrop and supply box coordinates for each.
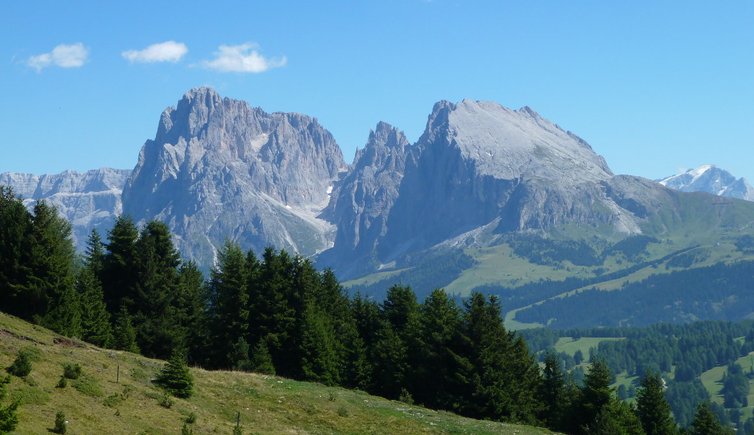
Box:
[319,122,413,276]
[0,168,130,248]
[122,87,347,266]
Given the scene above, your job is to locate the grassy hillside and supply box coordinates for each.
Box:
[700,352,754,421]
[0,312,554,434]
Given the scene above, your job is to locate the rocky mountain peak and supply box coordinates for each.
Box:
[123,88,347,266]
[353,122,411,168]
[658,165,754,201]
[428,99,613,183]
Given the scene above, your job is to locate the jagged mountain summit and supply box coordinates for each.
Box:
[0,168,130,248]
[321,99,668,277]
[122,87,347,266]
[658,165,754,201]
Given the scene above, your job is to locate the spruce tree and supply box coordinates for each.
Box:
[0,375,19,433]
[175,262,208,365]
[636,372,676,435]
[0,186,33,319]
[102,215,139,313]
[370,320,409,399]
[43,284,82,338]
[29,201,78,328]
[579,359,615,431]
[112,305,139,353]
[250,339,276,375]
[76,267,112,347]
[460,293,541,423]
[228,337,252,371]
[367,285,421,399]
[132,221,183,358]
[689,402,728,435]
[84,229,105,277]
[208,242,249,368]
[589,400,645,435]
[319,269,367,389]
[156,350,193,398]
[415,289,465,411]
[250,248,296,375]
[7,350,32,377]
[351,294,381,390]
[540,351,568,430]
[299,303,339,385]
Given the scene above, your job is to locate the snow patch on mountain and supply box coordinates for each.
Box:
[658,165,754,201]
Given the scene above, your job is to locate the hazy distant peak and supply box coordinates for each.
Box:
[658,164,754,201]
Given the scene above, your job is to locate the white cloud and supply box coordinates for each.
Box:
[202,43,286,73]
[27,43,88,71]
[122,41,188,63]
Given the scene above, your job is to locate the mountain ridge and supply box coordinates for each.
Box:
[658,164,754,201]
[0,168,130,249]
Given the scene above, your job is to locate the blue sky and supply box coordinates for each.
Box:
[2,1,753,182]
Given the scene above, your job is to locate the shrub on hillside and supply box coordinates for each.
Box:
[53,411,67,434]
[155,350,193,399]
[7,350,32,377]
[62,363,81,380]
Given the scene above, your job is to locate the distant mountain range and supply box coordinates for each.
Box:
[0,168,130,249]
[658,165,754,201]
[4,88,754,328]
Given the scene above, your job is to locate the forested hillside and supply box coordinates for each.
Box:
[523,321,754,432]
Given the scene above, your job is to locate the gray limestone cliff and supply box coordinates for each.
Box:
[0,168,130,248]
[122,87,347,266]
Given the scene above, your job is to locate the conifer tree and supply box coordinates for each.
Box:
[636,372,676,435]
[460,293,541,423]
[132,221,183,358]
[250,339,276,375]
[156,350,193,398]
[540,351,568,430]
[370,320,409,399]
[76,267,112,347]
[208,242,249,368]
[84,229,105,277]
[29,201,77,327]
[112,305,139,353]
[102,215,139,313]
[175,261,208,365]
[250,248,296,375]
[43,284,82,338]
[318,269,367,388]
[589,400,645,435]
[289,256,324,374]
[415,289,466,411]
[369,285,421,398]
[228,337,252,371]
[0,375,19,432]
[0,186,33,318]
[579,359,615,431]
[351,294,381,390]
[689,402,729,435]
[299,303,339,385]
